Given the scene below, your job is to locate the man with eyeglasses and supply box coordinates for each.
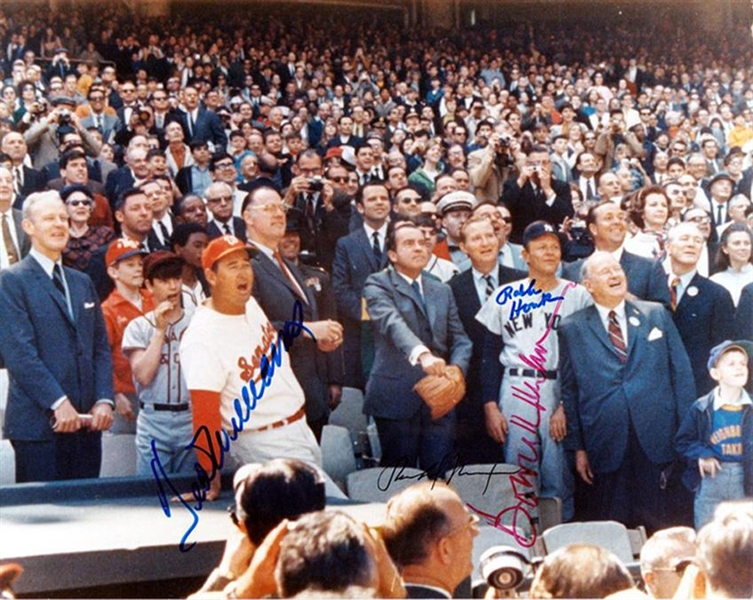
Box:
[382,482,479,599]
[115,81,142,134]
[244,184,344,440]
[207,152,245,218]
[503,146,574,244]
[205,181,247,243]
[393,185,425,219]
[283,150,348,271]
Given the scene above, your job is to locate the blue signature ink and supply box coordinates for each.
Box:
[151,300,313,552]
[496,279,565,320]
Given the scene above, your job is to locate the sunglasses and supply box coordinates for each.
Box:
[67,199,92,207]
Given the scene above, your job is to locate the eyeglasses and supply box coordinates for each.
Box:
[152,96,168,102]
[249,202,288,214]
[214,162,236,170]
[89,96,104,101]
[444,513,481,538]
[328,176,348,183]
[207,195,233,204]
[67,199,92,207]
[400,196,422,204]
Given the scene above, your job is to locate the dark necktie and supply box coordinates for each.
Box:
[223,221,232,235]
[410,279,427,313]
[159,221,170,244]
[608,310,627,363]
[716,204,725,227]
[483,274,495,300]
[13,166,23,196]
[669,277,680,311]
[305,194,315,219]
[372,231,382,261]
[586,179,595,200]
[2,214,18,265]
[52,263,73,319]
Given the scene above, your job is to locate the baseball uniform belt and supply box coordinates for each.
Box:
[506,368,557,380]
[140,402,190,412]
[248,406,306,433]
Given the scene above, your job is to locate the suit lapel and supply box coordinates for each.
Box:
[624,301,646,360]
[29,258,75,326]
[254,249,309,305]
[355,228,380,271]
[390,269,429,320]
[585,306,615,357]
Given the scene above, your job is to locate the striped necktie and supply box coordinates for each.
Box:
[608,310,627,363]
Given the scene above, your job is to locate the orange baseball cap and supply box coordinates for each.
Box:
[106,238,147,267]
[201,234,250,270]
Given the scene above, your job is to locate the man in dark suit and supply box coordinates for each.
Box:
[0,166,31,269]
[86,187,156,300]
[502,145,574,244]
[204,181,247,242]
[363,221,472,475]
[736,282,753,342]
[332,182,391,389]
[177,84,227,152]
[104,143,150,208]
[0,191,114,482]
[562,200,671,307]
[1,132,47,197]
[664,222,735,395]
[382,482,479,599]
[559,252,696,532]
[244,184,344,441]
[283,150,350,272]
[449,216,525,465]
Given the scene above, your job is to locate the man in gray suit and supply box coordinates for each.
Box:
[363,220,472,476]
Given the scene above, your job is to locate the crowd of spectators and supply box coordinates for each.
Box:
[0,3,752,587]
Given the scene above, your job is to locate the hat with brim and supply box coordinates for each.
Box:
[106,238,148,267]
[707,340,751,370]
[436,191,476,216]
[709,172,735,188]
[522,220,565,248]
[202,234,251,270]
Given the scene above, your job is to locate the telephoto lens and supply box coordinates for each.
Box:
[479,545,530,591]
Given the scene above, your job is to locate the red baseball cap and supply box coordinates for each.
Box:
[201,235,250,270]
[106,238,147,267]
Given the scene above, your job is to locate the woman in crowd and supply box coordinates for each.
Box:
[407,137,445,196]
[710,224,753,306]
[61,184,115,272]
[623,185,670,259]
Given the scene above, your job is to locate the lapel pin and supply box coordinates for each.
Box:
[687,286,699,297]
[629,316,640,327]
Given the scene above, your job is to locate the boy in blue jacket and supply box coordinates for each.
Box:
[676,340,752,529]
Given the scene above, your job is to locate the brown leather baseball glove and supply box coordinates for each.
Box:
[413,365,466,420]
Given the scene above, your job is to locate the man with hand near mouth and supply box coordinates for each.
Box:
[122,251,194,477]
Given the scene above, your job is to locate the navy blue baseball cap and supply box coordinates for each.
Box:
[707,340,749,370]
[522,220,565,248]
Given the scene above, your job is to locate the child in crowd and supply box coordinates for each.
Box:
[122,251,194,476]
[101,239,153,434]
[676,340,752,529]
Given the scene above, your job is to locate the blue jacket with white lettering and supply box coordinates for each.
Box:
[675,390,753,496]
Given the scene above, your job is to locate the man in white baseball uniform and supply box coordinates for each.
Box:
[180,235,331,499]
